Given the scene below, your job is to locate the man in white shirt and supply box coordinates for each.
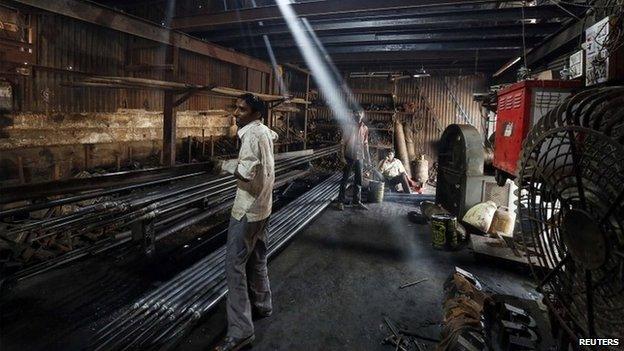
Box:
[214,93,278,351]
[373,150,412,193]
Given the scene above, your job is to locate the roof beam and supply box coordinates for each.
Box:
[200,6,577,42]
[526,18,587,66]
[10,0,272,73]
[336,62,503,71]
[289,50,520,63]
[496,7,591,74]
[274,40,527,57]
[228,24,558,49]
[172,0,513,31]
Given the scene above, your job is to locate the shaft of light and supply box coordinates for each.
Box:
[275,0,354,134]
[263,35,289,96]
[301,18,361,112]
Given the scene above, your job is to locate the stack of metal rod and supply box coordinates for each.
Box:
[1,146,339,278]
[91,173,341,351]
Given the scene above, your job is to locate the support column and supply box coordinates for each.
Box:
[303,73,310,149]
[267,70,274,128]
[286,114,290,152]
[163,91,176,166]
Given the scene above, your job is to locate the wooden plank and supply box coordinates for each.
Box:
[210,86,310,104]
[125,63,175,72]
[12,0,272,73]
[470,235,550,268]
[0,46,35,64]
[351,88,393,95]
[283,63,311,75]
[69,75,309,103]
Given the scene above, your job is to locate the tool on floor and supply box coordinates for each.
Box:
[382,317,410,351]
[398,278,429,289]
[382,333,409,351]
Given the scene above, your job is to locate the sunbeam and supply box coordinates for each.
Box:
[275,0,355,134]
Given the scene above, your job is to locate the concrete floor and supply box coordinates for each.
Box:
[179,197,540,350]
[0,195,542,350]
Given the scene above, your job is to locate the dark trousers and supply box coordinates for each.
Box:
[372,170,411,193]
[338,157,363,203]
[225,216,272,338]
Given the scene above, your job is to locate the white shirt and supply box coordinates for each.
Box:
[222,120,278,222]
[378,158,406,178]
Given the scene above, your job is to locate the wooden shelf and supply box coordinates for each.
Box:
[369,144,394,149]
[274,141,301,146]
[351,89,393,95]
[364,110,395,115]
[313,123,339,129]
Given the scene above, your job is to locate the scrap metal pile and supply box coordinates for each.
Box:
[516,86,624,345]
[0,146,339,279]
[90,173,342,350]
[437,268,548,351]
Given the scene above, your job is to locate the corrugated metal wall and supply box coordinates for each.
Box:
[12,14,269,113]
[311,74,486,160]
[394,75,486,158]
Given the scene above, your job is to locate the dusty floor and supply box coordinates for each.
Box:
[179,196,541,350]
[0,194,543,350]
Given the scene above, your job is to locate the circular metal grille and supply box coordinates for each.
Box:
[516,87,624,342]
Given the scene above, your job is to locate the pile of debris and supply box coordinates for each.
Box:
[437,268,490,350]
[437,268,545,350]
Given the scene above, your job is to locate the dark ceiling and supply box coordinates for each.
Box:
[96,0,588,74]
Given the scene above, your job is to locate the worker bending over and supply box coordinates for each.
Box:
[335,110,370,211]
[373,150,412,194]
[215,93,277,351]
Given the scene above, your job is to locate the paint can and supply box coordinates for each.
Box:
[368,180,385,203]
[430,214,458,250]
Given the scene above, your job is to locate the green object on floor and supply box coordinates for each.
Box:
[431,213,458,250]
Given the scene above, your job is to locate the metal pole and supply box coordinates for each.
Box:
[304,73,310,149]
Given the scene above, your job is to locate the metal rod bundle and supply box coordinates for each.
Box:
[90,173,341,351]
[1,145,339,276]
[5,169,303,282]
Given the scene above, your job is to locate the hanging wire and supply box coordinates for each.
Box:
[521,2,528,68]
[587,0,624,65]
[516,1,532,80]
[549,0,582,20]
[553,0,620,10]
[474,49,479,75]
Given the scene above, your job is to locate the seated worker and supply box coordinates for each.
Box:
[373,150,412,193]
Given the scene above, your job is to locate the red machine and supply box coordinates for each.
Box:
[493,80,581,184]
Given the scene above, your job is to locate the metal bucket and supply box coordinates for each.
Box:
[430,214,458,250]
[368,180,385,203]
